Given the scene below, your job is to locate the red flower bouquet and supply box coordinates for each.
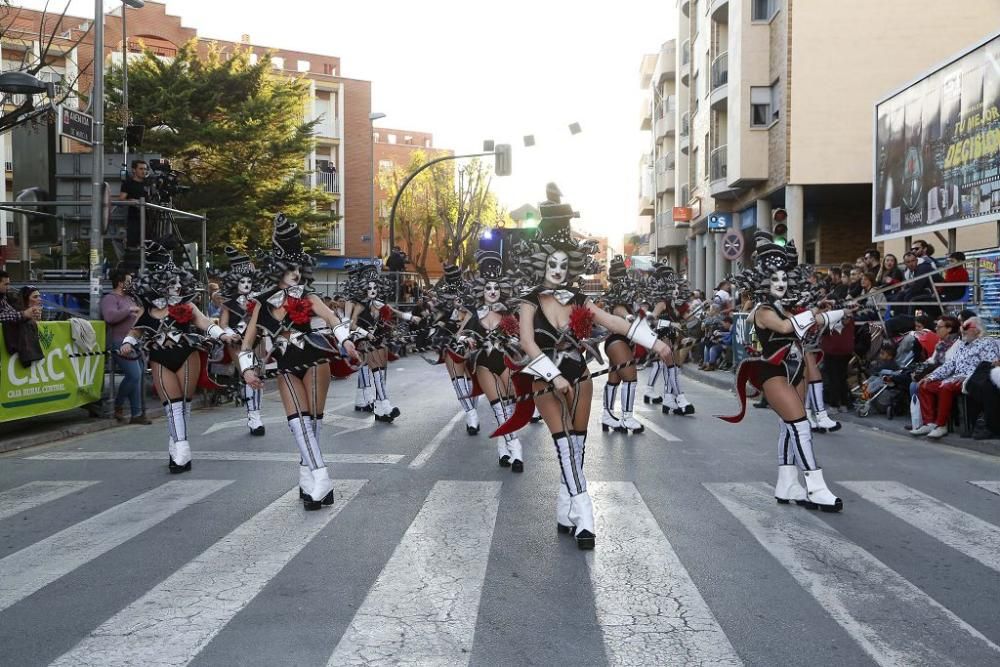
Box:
[380,304,393,322]
[499,314,520,336]
[569,305,594,340]
[285,297,313,326]
[246,300,256,316]
[167,303,194,325]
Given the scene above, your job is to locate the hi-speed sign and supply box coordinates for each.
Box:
[721,228,744,261]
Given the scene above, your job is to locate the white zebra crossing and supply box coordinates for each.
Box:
[970,480,1000,497]
[588,481,741,666]
[326,480,501,666]
[50,480,367,667]
[0,481,98,522]
[705,482,1000,666]
[842,481,1000,574]
[0,480,231,613]
[24,451,403,464]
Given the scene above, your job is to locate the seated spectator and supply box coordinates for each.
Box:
[963,359,1000,440]
[828,266,848,301]
[863,248,881,274]
[912,316,999,439]
[847,267,865,299]
[855,272,886,320]
[938,251,970,302]
[702,315,733,371]
[712,280,733,312]
[877,253,905,294]
[898,252,938,317]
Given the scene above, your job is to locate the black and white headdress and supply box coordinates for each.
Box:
[220,245,265,298]
[346,262,391,302]
[260,213,315,284]
[601,254,638,307]
[472,250,511,302]
[730,230,804,305]
[514,184,598,286]
[132,240,198,304]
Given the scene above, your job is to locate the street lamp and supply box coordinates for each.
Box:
[0,71,50,96]
[368,111,385,264]
[120,0,145,168]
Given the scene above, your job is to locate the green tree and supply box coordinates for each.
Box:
[104,41,334,255]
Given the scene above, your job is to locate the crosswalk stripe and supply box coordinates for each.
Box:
[705,482,1000,666]
[588,482,741,666]
[202,410,372,435]
[49,480,367,667]
[0,481,99,522]
[632,414,681,441]
[0,480,230,613]
[24,451,403,464]
[409,411,465,468]
[842,481,1000,574]
[327,480,501,666]
[969,481,1000,497]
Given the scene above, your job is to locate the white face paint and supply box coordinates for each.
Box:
[769,270,789,299]
[281,268,301,288]
[366,282,379,300]
[484,281,500,304]
[544,251,569,286]
[237,276,253,295]
[166,277,182,297]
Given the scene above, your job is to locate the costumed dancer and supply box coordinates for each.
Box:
[218,245,267,436]
[239,214,358,510]
[720,232,848,512]
[600,255,644,433]
[345,264,416,423]
[434,265,482,435]
[648,262,696,415]
[120,241,238,472]
[344,266,376,413]
[501,183,672,549]
[459,250,525,470]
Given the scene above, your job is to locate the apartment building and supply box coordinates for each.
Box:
[0,1,374,270]
[663,0,1000,292]
[638,39,687,271]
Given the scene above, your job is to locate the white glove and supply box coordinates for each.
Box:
[627,318,659,349]
[238,351,256,373]
[790,311,817,339]
[523,353,562,381]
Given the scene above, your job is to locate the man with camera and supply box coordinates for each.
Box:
[118,159,149,250]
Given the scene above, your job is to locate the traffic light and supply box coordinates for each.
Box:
[494,143,512,176]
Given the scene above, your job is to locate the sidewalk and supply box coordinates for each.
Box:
[682,363,1000,458]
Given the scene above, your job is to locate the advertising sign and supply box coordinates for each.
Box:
[708,212,731,233]
[874,31,1000,241]
[1,321,106,422]
[673,206,693,222]
[58,106,94,145]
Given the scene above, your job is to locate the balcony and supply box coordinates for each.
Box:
[710,0,729,22]
[679,113,690,154]
[655,155,675,194]
[654,99,676,138]
[654,211,688,246]
[316,171,340,194]
[680,183,690,206]
[323,220,343,253]
[710,52,729,109]
[681,0,690,17]
[709,144,739,199]
[313,116,339,139]
[654,42,676,84]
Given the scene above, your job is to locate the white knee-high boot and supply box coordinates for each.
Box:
[670,366,694,414]
[774,420,809,505]
[785,417,842,512]
[500,399,522,471]
[244,383,264,435]
[602,382,620,431]
[644,360,663,403]
[490,400,511,465]
[558,431,594,549]
[617,381,643,432]
[808,380,840,432]
[165,399,191,469]
[288,416,333,507]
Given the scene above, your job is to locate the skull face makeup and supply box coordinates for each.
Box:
[484,281,501,304]
[769,270,789,300]
[544,251,569,286]
[281,267,301,288]
[166,277,182,297]
[366,281,379,301]
[237,276,254,295]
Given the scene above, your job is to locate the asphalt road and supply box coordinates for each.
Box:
[1,356,999,666]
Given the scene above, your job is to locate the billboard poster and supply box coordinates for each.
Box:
[874,31,1000,241]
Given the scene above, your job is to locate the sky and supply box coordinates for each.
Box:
[22,0,676,250]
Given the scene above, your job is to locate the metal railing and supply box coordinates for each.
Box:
[656,153,676,173]
[655,95,677,119]
[324,220,343,251]
[711,52,729,90]
[681,111,690,137]
[316,171,340,194]
[710,144,728,182]
[681,40,691,66]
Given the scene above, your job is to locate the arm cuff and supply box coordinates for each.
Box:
[790,311,818,339]
[523,353,562,381]
[400,311,413,321]
[821,309,846,333]
[628,318,659,349]
[122,335,139,347]
[332,322,350,345]
[206,324,224,340]
[238,351,256,374]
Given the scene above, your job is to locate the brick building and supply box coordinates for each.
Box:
[0,1,374,273]
[373,128,452,280]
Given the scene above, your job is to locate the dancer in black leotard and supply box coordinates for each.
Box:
[599,255,644,433]
[120,241,237,472]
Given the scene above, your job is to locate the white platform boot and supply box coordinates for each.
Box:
[803,469,843,512]
[774,465,813,507]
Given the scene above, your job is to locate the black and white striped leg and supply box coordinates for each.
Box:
[617,381,643,432]
[602,381,621,431]
[785,417,842,512]
[644,361,663,404]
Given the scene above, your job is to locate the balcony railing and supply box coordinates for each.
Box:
[680,183,690,205]
[316,171,340,194]
[710,144,728,183]
[711,52,729,91]
[681,40,691,66]
[656,154,675,173]
[654,95,676,120]
[324,221,343,252]
[680,112,690,137]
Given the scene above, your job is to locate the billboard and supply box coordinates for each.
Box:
[874,31,1000,241]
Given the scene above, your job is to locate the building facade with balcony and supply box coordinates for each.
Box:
[669,0,1000,293]
[0,1,375,273]
[638,40,686,270]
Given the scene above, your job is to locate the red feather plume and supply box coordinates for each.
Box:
[380,304,393,322]
[569,305,594,340]
[499,314,520,336]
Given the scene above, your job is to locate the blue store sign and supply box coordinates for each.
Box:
[708,212,732,233]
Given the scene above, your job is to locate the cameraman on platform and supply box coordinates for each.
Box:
[118,159,148,250]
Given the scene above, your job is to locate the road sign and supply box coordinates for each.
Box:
[721,228,744,261]
[708,212,732,233]
[58,106,93,145]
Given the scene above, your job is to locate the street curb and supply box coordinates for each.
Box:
[682,363,1000,458]
[0,418,120,455]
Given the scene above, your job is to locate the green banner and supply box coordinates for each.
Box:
[0,321,106,422]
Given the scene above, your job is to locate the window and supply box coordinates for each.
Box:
[704,133,710,175]
[424,139,431,148]
[404,135,413,144]
[323,62,336,75]
[752,0,779,21]
[692,146,700,183]
[297,59,311,72]
[387,134,397,144]
[751,82,781,127]
[248,52,258,66]
[378,159,394,172]
[372,132,380,143]
[271,56,284,69]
